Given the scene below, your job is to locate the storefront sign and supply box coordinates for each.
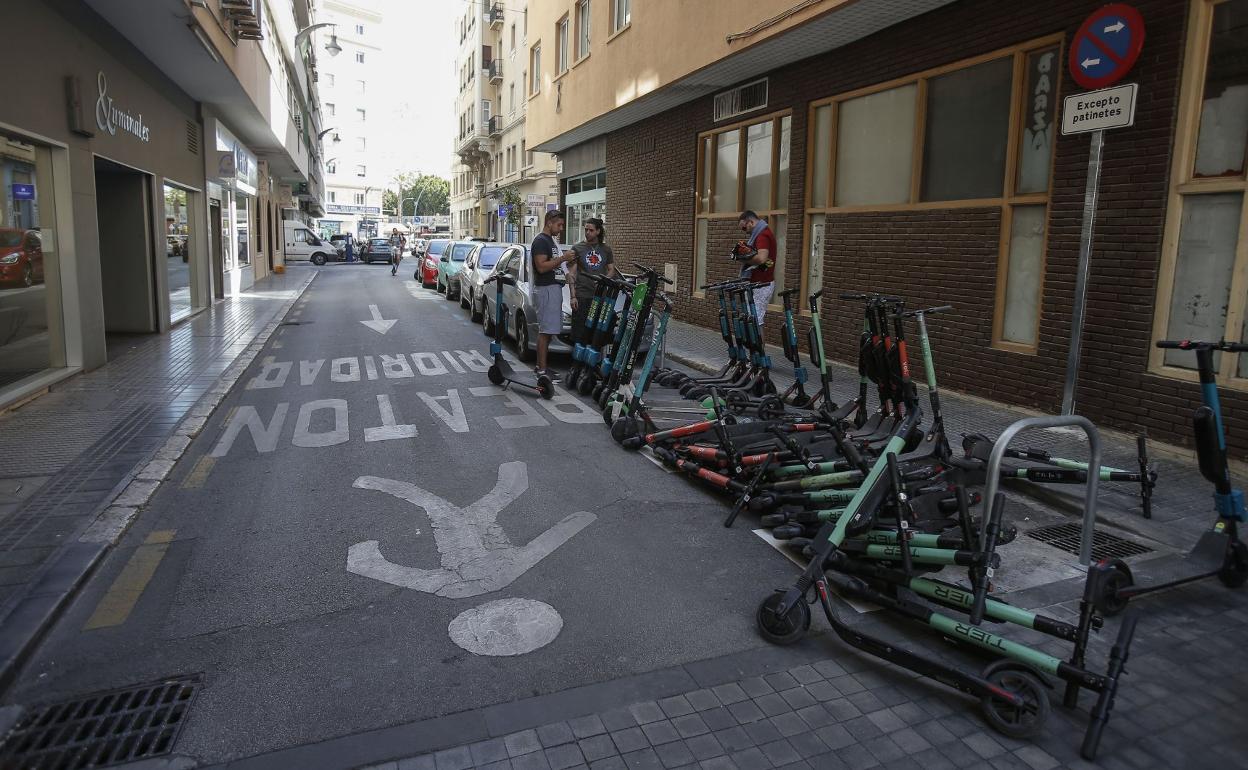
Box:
[11,183,34,201]
[1061,83,1138,135]
[326,203,381,215]
[526,194,545,206]
[1069,4,1145,90]
[95,72,151,143]
[213,120,259,196]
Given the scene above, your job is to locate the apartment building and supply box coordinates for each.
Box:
[525,0,1248,456]
[318,0,386,239]
[0,0,324,409]
[451,1,558,243]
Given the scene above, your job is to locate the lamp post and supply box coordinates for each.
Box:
[295,23,341,56]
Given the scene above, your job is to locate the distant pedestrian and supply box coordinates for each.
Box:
[389,228,404,276]
[530,210,576,382]
[736,210,776,327]
[566,218,615,333]
[344,237,356,263]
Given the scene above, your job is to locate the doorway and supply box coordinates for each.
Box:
[210,199,224,300]
[93,156,156,334]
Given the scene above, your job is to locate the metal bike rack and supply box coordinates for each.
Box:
[981,415,1102,567]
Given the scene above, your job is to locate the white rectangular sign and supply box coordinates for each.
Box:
[1061,83,1138,135]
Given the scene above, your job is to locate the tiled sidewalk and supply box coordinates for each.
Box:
[657,319,1213,550]
[0,267,313,684]
[364,579,1247,770]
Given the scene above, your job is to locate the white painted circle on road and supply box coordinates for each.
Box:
[448,598,563,656]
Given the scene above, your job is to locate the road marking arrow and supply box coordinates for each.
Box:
[347,461,596,598]
[360,304,396,334]
[1081,57,1102,69]
[1103,21,1125,34]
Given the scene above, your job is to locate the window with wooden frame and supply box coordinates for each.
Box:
[693,110,792,299]
[798,37,1062,351]
[1151,0,1248,386]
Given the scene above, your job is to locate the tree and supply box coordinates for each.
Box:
[388,173,451,217]
[495,183,525,231]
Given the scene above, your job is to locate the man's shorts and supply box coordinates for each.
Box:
[534,284,564,335]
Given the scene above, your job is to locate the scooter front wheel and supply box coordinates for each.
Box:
[1090,558,1133,616]
[488,364,505,386]
[1218,540,1248,588]
[979,663,1050,739]
[756,591,811,646]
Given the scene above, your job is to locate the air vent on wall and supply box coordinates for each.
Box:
[713,78,768,122]
[186,121,199,155]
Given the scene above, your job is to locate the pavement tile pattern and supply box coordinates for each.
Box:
[367,579,1247,770]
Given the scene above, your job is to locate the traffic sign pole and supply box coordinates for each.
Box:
[1062,128,1105,416]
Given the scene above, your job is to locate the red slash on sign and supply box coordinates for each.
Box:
[1069,3,1145,90]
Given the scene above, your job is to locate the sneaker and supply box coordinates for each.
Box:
[535,368,562,384]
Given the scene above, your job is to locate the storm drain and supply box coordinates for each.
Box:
[1026,522,1153,560]
[0,676,200,769]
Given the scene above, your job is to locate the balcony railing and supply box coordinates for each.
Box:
[488,116,502,137]
[488,59,503,83]
[488,3,504,27]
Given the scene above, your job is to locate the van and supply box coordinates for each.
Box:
[284,221,339,265]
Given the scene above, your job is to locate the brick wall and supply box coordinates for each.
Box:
[603,0,1248,458]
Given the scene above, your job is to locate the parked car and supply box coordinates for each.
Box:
[0,229,43,287]
[436,240,476,299]
[419,239,450,287]
[461,243,513,322]
[363,237,395,264]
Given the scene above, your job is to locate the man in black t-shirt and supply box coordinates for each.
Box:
[530,210,576,381]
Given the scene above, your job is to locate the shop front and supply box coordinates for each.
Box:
[206,118,261,297]
[0,1,209,407]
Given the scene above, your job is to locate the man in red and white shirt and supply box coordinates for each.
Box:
[737,210,776,327]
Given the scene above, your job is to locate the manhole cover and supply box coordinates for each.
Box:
[0,676,200,769]
[1025,522,1152,560]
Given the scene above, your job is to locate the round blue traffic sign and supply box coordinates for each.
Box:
[1070,4,1145,90]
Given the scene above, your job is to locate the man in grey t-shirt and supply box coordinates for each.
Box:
[566,218,616,333]
[530,210,576,381]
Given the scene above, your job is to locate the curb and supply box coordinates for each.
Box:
[0,271,316,695]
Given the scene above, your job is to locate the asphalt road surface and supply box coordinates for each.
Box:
[6,259,797,764]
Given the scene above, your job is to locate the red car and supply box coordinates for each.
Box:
[419,239,450,288]
[0,229,43,287]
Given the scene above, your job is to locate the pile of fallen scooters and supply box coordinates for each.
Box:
[481,248,1248,760]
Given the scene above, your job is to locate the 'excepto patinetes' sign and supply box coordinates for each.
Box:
[1060,83,1138,135]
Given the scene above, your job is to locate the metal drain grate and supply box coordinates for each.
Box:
[1026,522,1152,560]
[0,676,200,769]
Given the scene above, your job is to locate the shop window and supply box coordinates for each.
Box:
[836,85,916,206]
[1152,0,1248,385]
[235,196,251,267]
[163,185,195,323]
[0,132,65,390]
[693,110,792,298]
[801,38,1062,339]
[921,58,1013,202]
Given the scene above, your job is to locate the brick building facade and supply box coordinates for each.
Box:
[579,0,1248,457]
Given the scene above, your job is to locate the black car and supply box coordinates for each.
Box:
[362,237,395,264]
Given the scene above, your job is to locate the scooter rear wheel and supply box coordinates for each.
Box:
[756,591,811,646]
[1090,558,1133,617]
[566,367,582,390]
[578,375,596,396]
[536,375,554,400]
[756,395,786,420]
[980,663,1050,739]
[1218,540,1248,588]
[487,365,505,386]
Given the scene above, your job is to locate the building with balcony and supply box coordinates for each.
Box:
[0,0,325,410]
[451,0,558,243]
[316,0,386,240]
[525,0,1248,455]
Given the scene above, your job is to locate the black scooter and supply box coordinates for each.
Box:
[484,274,553,399]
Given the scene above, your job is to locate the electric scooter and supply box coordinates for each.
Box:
[1090,338,1248,613]
[483,274,553,399]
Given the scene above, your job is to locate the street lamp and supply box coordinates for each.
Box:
[295,23,340,57]
[317,128,341,144]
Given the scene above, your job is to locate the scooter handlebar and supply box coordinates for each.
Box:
[631,262,675,284]
[903,304,954,317]
[1156,339,1248,351]
[484,274,516,286]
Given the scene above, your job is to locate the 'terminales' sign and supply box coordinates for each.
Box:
[95,72,151,143]
[1061,83,1138,135]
